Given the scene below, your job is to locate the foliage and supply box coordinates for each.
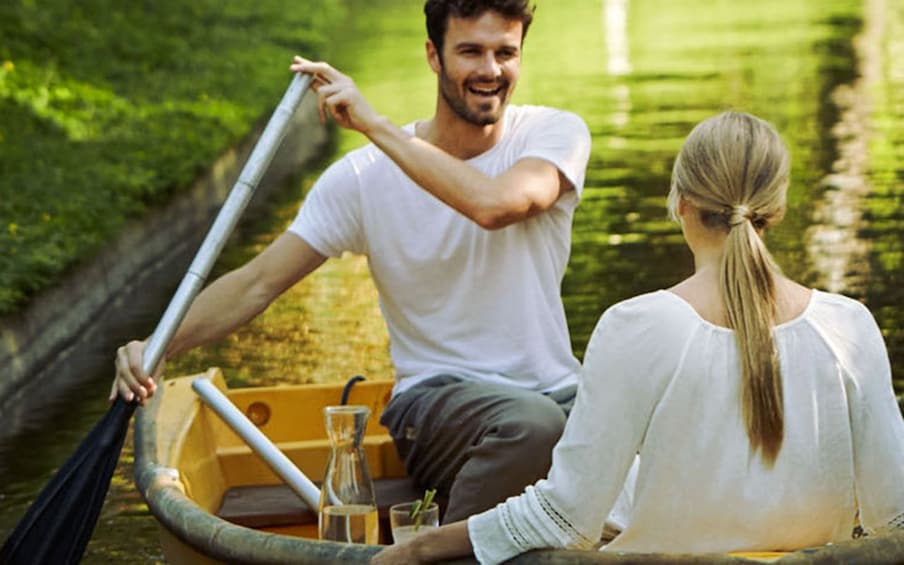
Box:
[0,0,343,315]
[408,488,437,531]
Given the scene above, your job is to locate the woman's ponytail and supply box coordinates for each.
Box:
[669,112,790,465]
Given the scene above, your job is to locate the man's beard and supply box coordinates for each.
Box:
[438,65,509,126]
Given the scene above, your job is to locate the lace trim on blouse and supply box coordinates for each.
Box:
[498,485,596,551]
[499,502,531,550]
[533,487,595,547]
[852,511,904,538]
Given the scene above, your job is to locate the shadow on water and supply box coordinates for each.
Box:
[2,0,903,562]
[0,253,189,562]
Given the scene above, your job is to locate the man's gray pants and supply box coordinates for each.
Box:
[379,375,577,524]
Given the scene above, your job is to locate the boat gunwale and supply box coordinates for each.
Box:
[133,372,904,564]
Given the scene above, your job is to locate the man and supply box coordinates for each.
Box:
[113,0,591,523]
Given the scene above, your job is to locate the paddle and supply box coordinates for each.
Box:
[192,377,323,510]
[0,396,136,564]
[0,72,314,565]
[189,375,374,511]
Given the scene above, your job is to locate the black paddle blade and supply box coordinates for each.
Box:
[0,396,137,565]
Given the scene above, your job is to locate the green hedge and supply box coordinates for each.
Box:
[0,0,343,316]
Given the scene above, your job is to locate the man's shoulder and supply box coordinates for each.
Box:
[506,104,589,138]
[340,139,400,175]
[508,103,583,121]
[345,121,418,164]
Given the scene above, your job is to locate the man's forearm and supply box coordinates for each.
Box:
[161,233,326,359]
[365,118,545,229]
[164,267,271,358]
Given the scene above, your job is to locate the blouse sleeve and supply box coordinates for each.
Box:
[467,294,687,564]
[845,303,904,533]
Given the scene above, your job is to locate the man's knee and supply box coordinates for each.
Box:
[486,394,567,460]
[440,395,567,522]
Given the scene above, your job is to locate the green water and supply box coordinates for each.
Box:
[1,1,902,562]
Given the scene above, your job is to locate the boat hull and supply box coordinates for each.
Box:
[134,369,904,564]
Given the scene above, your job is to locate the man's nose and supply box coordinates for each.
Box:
[476,52,502,77]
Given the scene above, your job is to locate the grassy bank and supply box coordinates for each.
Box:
[0,0,343,316]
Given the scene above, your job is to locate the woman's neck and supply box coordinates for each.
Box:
[670,261,812,327]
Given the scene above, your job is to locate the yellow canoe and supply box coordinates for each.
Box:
[134,369,904,564]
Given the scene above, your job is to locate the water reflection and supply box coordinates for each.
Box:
[605,0,632,78]
[861,0,904,392]
[2,0,903,562]
[804,6,875,295]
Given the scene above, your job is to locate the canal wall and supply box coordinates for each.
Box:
[0,93,329,428]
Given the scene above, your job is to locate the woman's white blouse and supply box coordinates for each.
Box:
[468,290,904,563]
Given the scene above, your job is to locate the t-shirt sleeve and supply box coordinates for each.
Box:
[287,156,365,257]
[519,108,592,198]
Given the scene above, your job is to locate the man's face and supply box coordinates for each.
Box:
[429,11,523,126]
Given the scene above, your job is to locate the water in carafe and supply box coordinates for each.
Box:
[318,405,378,544]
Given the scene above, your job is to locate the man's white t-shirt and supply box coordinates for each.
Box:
[288,105,592,395]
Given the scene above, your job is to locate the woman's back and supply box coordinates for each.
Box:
[599,289,903,553]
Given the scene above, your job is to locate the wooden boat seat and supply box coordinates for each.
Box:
[217,477,442,530]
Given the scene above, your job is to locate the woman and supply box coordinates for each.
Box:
[371,112,904,564]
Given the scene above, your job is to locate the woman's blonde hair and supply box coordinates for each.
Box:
[667,111,790,464]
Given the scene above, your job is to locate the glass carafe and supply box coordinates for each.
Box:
[318,405,379,544]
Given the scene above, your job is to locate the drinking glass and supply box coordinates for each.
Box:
[389,501,439,544]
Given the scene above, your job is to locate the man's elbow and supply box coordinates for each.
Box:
[470,208,521,230]
[471,198,547,230]
[233,263,282,316]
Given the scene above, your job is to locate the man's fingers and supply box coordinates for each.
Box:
[315,81,347,98]
[126,342,145,378]
[290,56,344,85]
[115,346,137,389]
[290,56,373,133]
[119,379,145,405]
[114,341,152,403]
[299,61,335,79]
[313,86,351,126]
[113,375,135,403]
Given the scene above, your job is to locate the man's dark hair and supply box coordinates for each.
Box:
[424,0,535,57]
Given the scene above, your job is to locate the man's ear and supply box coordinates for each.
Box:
[677,196,688,217]
[426,39,441,74]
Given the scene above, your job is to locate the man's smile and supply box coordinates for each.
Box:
[466,82,505,98]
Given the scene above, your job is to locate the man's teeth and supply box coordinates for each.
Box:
[469,86,501,95]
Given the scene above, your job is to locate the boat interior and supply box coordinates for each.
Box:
[152,369,433,545]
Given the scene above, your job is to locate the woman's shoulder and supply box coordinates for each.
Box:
[805,289,877,328]
[800,290,888,371]
[582,291,705,386]
[608,289,689,311]
[595,290,703,338]
[809,288,867,309]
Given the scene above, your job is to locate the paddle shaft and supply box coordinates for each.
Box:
[142,73,314,376]
[191,378,322,510]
